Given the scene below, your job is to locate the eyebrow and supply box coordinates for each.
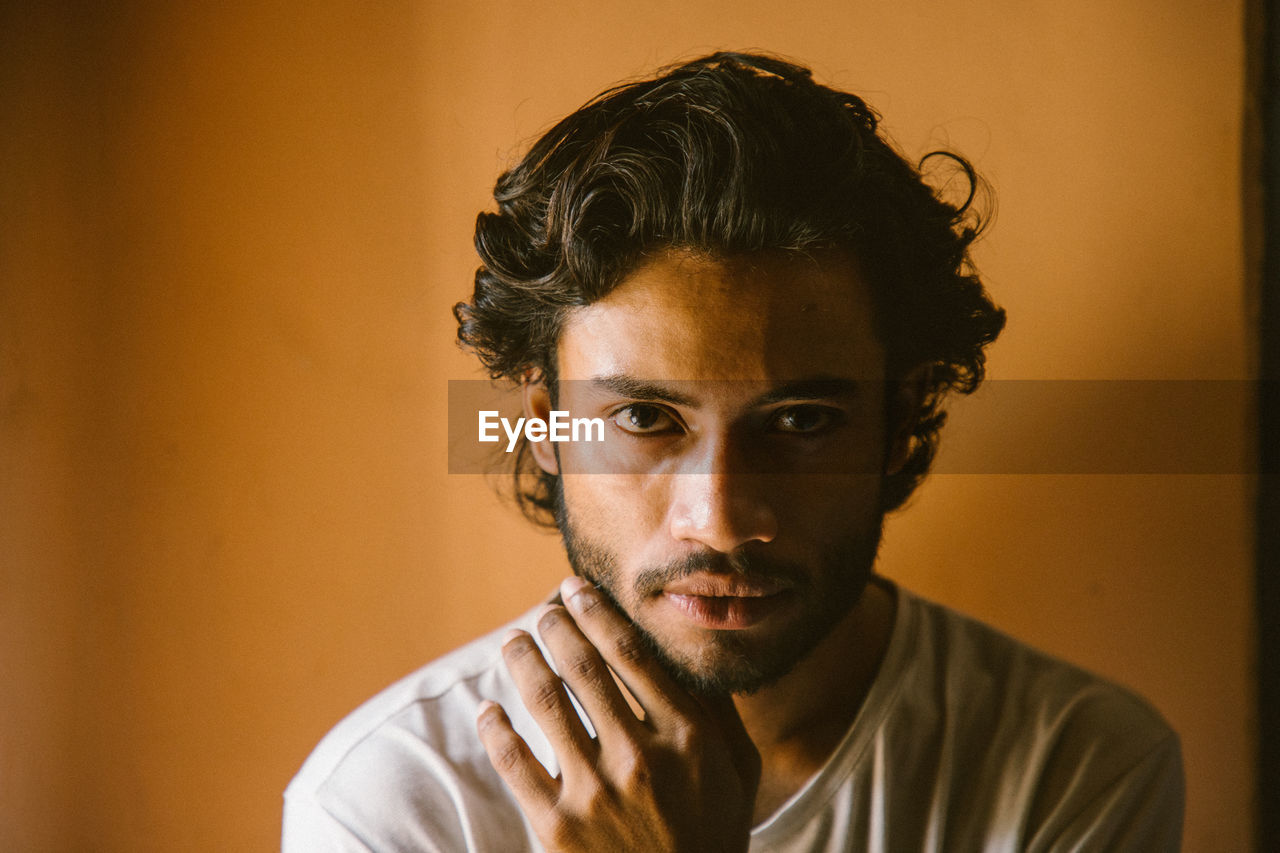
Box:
[585,374,864,408]
[751,377,863,407]
[587,375,699,407]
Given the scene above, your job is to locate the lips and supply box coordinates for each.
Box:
[661,574,791,598]
[659,573,793,629]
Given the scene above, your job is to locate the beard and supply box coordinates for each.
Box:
[552,480,885,698]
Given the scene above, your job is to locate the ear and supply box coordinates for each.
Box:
[522,378,559,475]
[885,364,932,476]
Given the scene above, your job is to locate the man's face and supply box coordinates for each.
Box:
[528,249,896,696]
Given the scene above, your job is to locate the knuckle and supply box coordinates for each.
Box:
[561,650,618,703]
[574,779,617,826]
[575,775,608,808]
[565,650,601,682]
[615,747,652,788]
[667,720,698,751]
[610,628,648,666]
[529,678,565,715]
[540,812,576,847]
[491,738,526,774]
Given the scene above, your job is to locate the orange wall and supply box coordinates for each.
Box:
[1,1,1253,850]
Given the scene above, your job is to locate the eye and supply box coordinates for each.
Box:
[611,404,680,435]
[770,405,843,434]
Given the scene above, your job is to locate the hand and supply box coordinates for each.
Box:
[476,576,762,852]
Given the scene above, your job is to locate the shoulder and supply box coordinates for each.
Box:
[887,586,1184,849]
[287,617,516,794]
[897,586,1175,744]
[283,599,552,852]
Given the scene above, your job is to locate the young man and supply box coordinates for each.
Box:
[284,53,1183,851]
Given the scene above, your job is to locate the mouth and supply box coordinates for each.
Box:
[659,574,794,629]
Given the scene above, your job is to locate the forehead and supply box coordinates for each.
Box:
[556,249,884,382]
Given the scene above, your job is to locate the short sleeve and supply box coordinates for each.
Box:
[1026,724,1184,851]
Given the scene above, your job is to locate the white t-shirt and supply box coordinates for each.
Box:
[283,583,1183,852]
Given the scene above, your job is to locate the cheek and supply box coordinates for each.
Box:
[560,472,673,546]
[770,474,884,532]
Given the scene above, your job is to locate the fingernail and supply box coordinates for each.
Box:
[561,576,588,604]
[476,699,501,722]
[502,628,527,647]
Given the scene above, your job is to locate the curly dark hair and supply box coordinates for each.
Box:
[454,51,1005,527]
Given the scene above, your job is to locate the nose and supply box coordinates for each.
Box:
[666,437,778,552]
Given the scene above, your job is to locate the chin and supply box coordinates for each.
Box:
[613,567,873,697]
[642,629,796,697]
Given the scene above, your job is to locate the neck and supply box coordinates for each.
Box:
[733,576,897,821]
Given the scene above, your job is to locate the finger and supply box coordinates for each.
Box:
[535,603,645,742]
[559,577,693,725]
[476,700,558,817]
[501,629,598,774]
